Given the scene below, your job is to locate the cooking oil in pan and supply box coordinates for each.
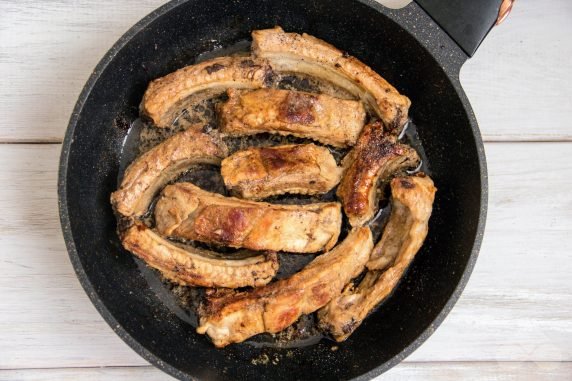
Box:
[116,40,430,348]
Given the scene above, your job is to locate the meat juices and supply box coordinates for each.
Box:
[113,26,433,348]
[122,223,279,288]
[252,26,411,131]
[141,56,273,128]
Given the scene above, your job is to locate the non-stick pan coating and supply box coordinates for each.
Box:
[59,0,487,379]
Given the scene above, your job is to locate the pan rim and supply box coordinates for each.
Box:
[58,0,488,379]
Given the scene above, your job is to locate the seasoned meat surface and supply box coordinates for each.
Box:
[121,223,279,288]
[141,56,273,127]
[110,126,228,217]
[110,26,433,347]
[155,183,342,253]
[318,174,436,341]
[367,175,435,271]
[337,121,420,226]
[196,227,373,347]
[252,27,410,131]
[221,143,342,199]
[219,88,366,147]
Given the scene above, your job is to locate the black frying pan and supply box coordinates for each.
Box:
[58,0,501,379]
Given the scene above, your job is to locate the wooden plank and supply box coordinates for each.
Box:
[409,141,572,362]
[461,0,572,141]
[2,363,572,381]
[384,362,572,380]
[0,0,166,143]
[0,145,148,368]
[0,0,571,142]
[0,142,570,369]
[0,367,173,381]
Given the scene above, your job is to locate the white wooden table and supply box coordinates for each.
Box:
[1,1,571,379]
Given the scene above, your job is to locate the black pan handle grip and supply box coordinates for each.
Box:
[414,0,514,56]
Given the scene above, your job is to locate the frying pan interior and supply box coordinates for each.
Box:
[59,0,486,379]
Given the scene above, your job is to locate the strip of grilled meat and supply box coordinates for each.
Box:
[337,121,420,226]
[141,56,273,128]
[196,227,373,347]
[155,182,342,253]
[110,126,228,218]
[318,174,436,341]
[219,88,366,147]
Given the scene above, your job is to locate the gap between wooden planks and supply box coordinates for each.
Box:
[1,362,572,381]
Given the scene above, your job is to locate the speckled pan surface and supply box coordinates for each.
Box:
[58,0,487,380]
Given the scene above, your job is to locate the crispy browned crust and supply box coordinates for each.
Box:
[154,182,342,253]
[121,223,279,288]
[367,175,436,271]
[337,121,420,227]
[219,88,366,147]
[221,143,342,199]
[110,126,228,218]
[196,227,373,347]
[318,174,436,341]
[141,56,273,128]
[252,27,410,131]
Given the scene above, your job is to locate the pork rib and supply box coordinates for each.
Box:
[252,27,410,131]
[121,223,279,288]
[219,88,366,147]
[110,126,228,218]
[221,143,342,199]
[196,227,373,347]
[155,183,342,253]
[337,121,420,226]
[318,174,436,341]
[141,56,273,128]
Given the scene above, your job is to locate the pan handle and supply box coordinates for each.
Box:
[410,0,514,57]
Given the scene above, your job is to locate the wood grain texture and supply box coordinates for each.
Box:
[0,145,148,368]
[0,143,570,370]
[2,363,572,381]
[0,0,570,142]
[1,0,572,379]
[0,0,166,142]
[461,0,572,141]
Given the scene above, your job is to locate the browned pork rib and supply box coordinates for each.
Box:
[367,174,436,271]
[337,121,420,227]
[318,174,436,341]
[141,57,273,128]
[252,27,410,131]
[221,144,342,199]
[219,88,366,147]
[121,223,279,288]
[196,227,373,347]
[154,182,342,253]
[110,126,228,218]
